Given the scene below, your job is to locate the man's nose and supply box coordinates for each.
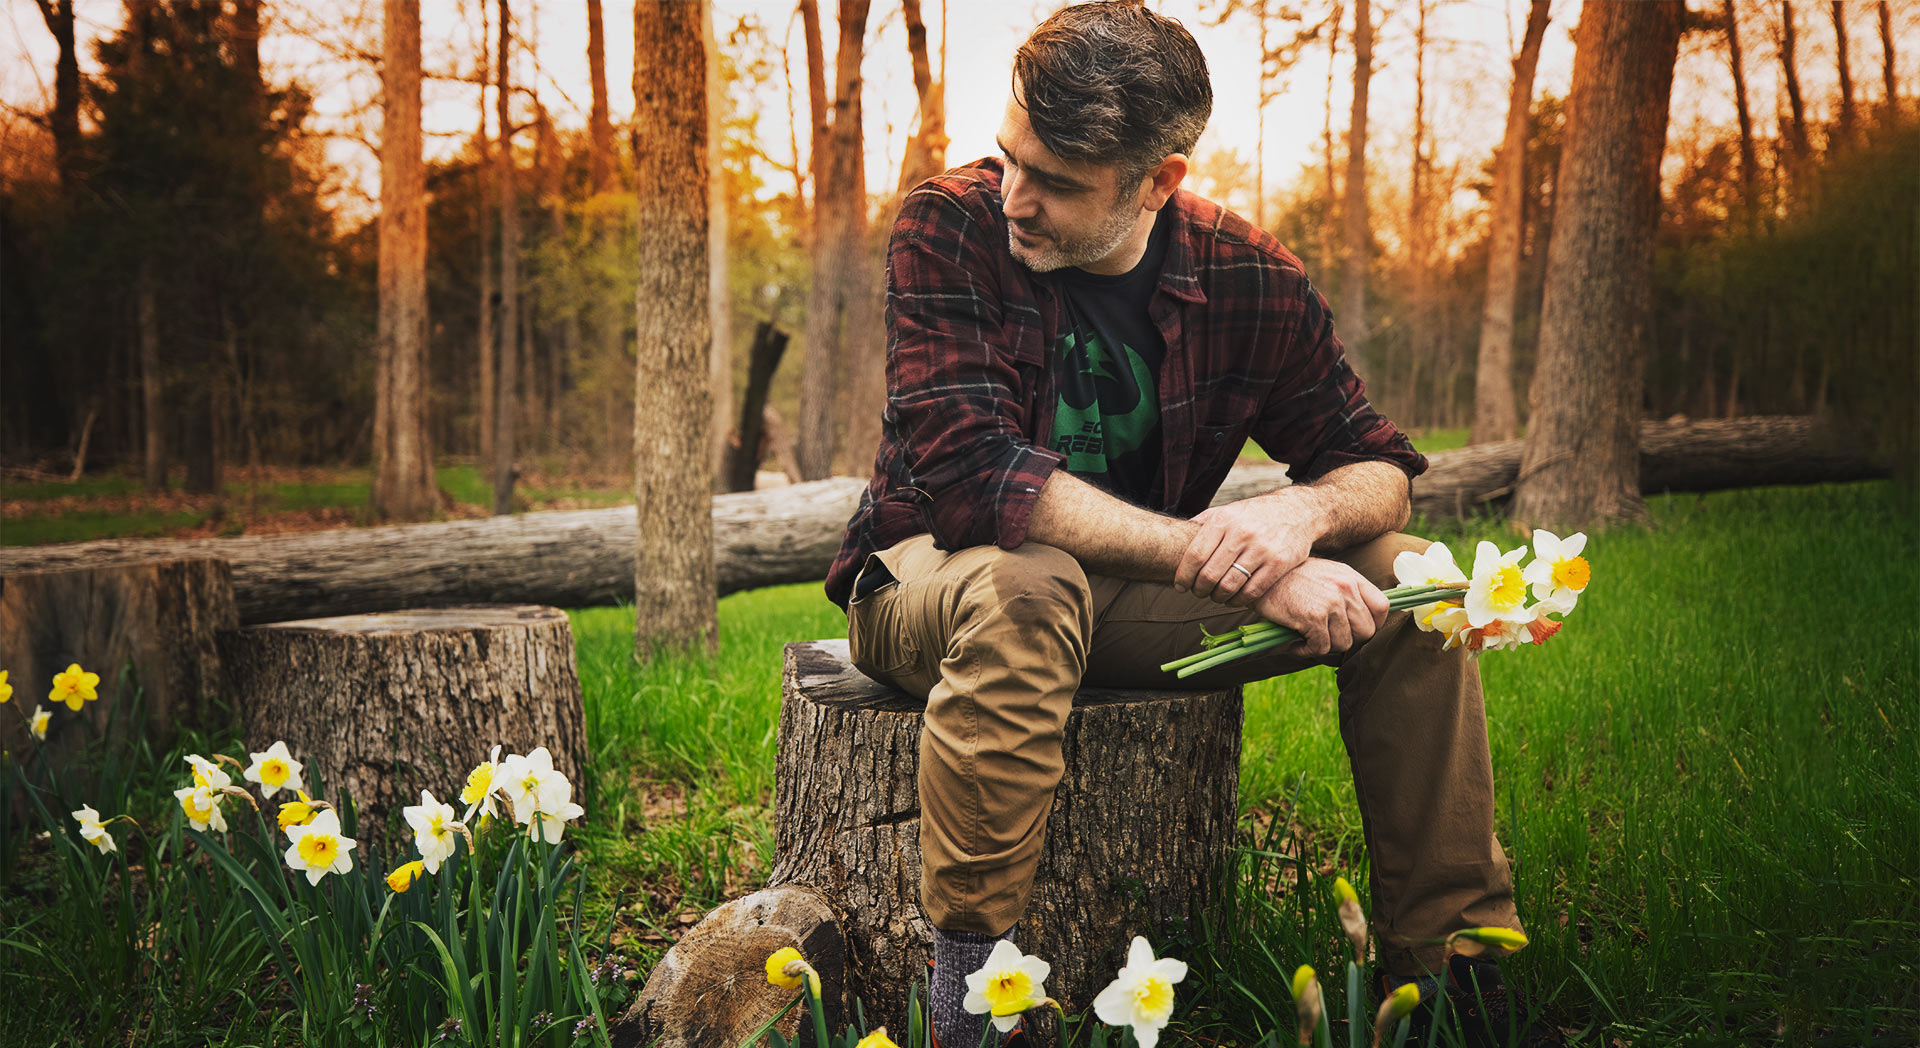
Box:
[1002,169,1038,221]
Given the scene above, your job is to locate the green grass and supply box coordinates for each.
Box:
[569,481,1917,1045]
[1237,426,1472,464]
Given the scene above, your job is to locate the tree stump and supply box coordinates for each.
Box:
[0,558,236,761]
[218,605,585,851]
[615,884,846,1048]
[768,640,1243,1028]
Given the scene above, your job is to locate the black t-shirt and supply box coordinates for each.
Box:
[1046,209,1171,506]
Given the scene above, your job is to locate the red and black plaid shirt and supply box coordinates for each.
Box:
[825,159,1426,607]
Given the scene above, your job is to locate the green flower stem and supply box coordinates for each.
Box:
[1346,961,1362,1048]
[806,977,832,1048]
[1161,583,1468,678]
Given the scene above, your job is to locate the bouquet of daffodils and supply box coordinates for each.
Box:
[1160,530,1591,679]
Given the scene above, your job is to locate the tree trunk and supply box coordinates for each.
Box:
[724,321,790,493]
[476,3,495,466]
[615,885,846,1048]
[1879,1,1897,121]
[800,0,829,215]
[1339,0,1373,367]
[374,0,435,522]
[1512,0,1685,531]
[222,605,586,852]
[767,640,1242,1028]
[797,0,871,481]
[1320,1,1341,276]
[1722,0,1758,220]
[1779,2,1810,163]
[492,0,519,516]
[138,263,166,492]
[895,0,947,195]
[587,0,614,196]
[0,558,235,760]
[35,0,81,192]
[1832,1,1857,142]
[1405,0,1432,425]
[706,5,733,488]
[632,0,718,658]
[1470,0,1550,445]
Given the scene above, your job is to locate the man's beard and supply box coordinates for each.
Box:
[1007,196,1141,273]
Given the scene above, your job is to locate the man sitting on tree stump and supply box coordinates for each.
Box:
[826,4,1555,1045]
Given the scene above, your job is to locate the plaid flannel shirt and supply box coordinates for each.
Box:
[824,159,1426,608]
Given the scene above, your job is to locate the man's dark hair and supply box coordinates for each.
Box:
[1013,1,1213,191]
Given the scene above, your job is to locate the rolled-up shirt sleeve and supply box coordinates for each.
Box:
[1252,277,1427,484]
[885,184,1066,551]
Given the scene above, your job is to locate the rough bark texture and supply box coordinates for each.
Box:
[222,605,584,852]
[633,0,718,656]
[1339,0,1373,366]
[613,885,846,1048]
[587,0,614,195]
[1471,0,1550,446]
[9,419,1877,621]
[1512,0,1684,532]
[797,1,872,481]
[0,559,235,761]
[374,0,434,522]
[767,640,1243,1027]
[492,0,519,516]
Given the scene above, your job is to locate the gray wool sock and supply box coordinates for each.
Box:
[930,926,1012,1047]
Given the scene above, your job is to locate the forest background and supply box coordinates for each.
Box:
[3,0,1914,513]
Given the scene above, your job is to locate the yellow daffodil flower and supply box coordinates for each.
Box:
[855,1031,900,1048]
[0,669,12,704]
[283,808,357,885]
[242,740,305,799]
[1465,541,1531,628]
[28,706,50,741]
[460,744,502,820]
[174,784,228,832]
[763,946,821,997]
[386,859,427,892]
[278,790,319,830]
[963,939,1051,1032]
[1091,936,1186,1048]
[49,664,99,713]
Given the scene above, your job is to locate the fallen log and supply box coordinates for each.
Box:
[0,418,1879,622]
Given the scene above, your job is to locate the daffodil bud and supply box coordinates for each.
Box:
[1445,926,1529,957]
[763,946,821,997]
[1334,876,1369,961]
[855,1030,900,1048]
[1369,983,1420,1048]
[387,859,427,892]
[1291,965,1323,1047]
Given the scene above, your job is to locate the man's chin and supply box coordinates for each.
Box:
[1008,233,1065,273]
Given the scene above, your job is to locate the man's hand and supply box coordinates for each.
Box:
[1175,491,1325,606]
[1253,558,1390,657]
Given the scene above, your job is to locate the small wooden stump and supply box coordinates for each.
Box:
[769,640,1243,1028]
[0,557,236,760]
[218,605,586,849]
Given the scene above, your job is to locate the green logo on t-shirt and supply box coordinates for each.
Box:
[1052,332,1158,474]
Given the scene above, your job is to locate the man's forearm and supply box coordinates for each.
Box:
[1026,471,1198,582]
[1288,459,1413,551]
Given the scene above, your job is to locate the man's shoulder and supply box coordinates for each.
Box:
[899,159,1009,229]
[1171,190,1313,290]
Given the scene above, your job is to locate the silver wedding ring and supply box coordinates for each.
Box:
[1227,562,1254,580]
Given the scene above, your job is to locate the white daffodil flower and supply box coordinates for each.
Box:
[72,804,117,854]
[28,706,50,741]
[461,744,503,821]
[1394,541,1470,627]
[1092,936,1187,1048]
[525,781,584,844]
[498,747,570,826]
[1523,529,1591,607]
[403,789,462,873]
[242,740,305,799]
[185,753,233,792]
[962,939,1052,1033]
[1465,541,1532,628]
[174,784,228,833]
[284,808,357,885]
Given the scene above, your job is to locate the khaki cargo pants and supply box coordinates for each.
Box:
[844,531,1521,977]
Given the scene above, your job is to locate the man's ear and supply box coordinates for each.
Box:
[1143,153,1190,211]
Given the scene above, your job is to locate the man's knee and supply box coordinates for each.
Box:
[1336,531,1434,591]
[947,542,1094,641]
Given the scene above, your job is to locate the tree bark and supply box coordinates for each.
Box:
[1320,1,1341,276]
[1470,0,1550,445]
[222,605,585,852]
[797,1,871,481]
[1512,0,1685,531]
[476,4,495,466]
[800,0,829,216]
[706,5,733,488]
[1722,0,1759,220]
[633,0,718,657]
[614,885,846,1048]
[724,321,791,493]
[1339,0,1373,367]
[587,0,614,196]
[0,558,235,760]
[374,0,435,522]
[1779,2,1810,163]
[34,0,81,192]
[492,0,519,516]
[768,640,1242,1028]
[1832,1,1857,141]
[1879,1,1897,120]
[138,263,166,492]
[895,0,947,195]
